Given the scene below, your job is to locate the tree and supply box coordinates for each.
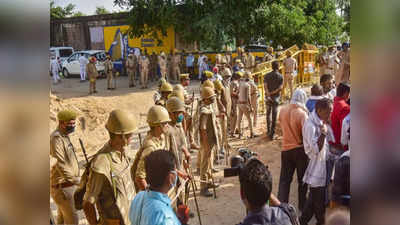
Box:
[114,0,347,50]
[50,0,76,19]
[72,11,86,17]
[95,6,110,15]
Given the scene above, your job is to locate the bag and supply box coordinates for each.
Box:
[278,203,300,225]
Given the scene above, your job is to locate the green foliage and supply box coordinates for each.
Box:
[50,0,76,19]
[72,11,86,17]
[95,6,110,15]
[114,0,347,50]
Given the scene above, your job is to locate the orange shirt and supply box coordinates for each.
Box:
[279,104,308,151]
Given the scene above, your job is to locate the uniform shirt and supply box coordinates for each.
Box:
[135,133,169,179]
[186,54,194,67]
[330,96,350,148]
[129,190,181,225]
[167,122,187,169]
[263,70,283,98]
[79,55,88,67]
[238,80,251,103]
[172,55,180,67]
[302,111,334,187]
[126,57,136,69]
[84,143,135,225]
[86,62,99,79]
[263,53,274,62]
[139,56,150,71]
[279,104,308,151]
[50,129,80,186]
[249,80,259,99]
[199,104,218,148]
[283,57,297,74]
[104,60,113,74]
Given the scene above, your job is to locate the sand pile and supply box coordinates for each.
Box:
[49,91,154,155]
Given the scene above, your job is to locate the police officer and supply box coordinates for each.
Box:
[105,55,115,90]
[150,51,157,82]
[237,71,256,138]
[171,49,181,83]
[50,110,80,225]
[229,71,242,136]
[86,57,98,94]
[214,79,231,155]
[155,81,173,107]
[282,50,298,100]
[263,47,274,62]
[158,52,167,81]
[246,50,256,72]
[126,53,137,88]
[132,105,189,192]
[221,65,233,133]
[165,97,192,177]
[198,87,221,197]
[139,50,150,89]
[83,110,137,225]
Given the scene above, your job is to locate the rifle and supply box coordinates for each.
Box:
[79,138,89,165]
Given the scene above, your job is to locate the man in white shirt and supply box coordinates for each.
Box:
[78,53,88,82]
[320,74,336,100]
[197,52,205,80]
[300,98,334,225]
[50,56,61,84]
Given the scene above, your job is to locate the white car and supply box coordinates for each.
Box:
[62,50,106,78]
[49,47,74,76]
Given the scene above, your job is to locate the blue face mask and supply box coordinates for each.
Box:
[177,114,184,123]
[171,171,178,188]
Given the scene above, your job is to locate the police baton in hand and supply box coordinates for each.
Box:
[185,159,202,225]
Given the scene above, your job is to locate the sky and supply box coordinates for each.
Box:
[53,0,127,15]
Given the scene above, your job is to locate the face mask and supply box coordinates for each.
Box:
[65,125,75,134]
[170,171,178,188]
[177,114,184,123]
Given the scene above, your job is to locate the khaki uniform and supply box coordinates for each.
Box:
[318,52,329,75]
[223,54,232,67]
[126,56,137,87]
[222,78,232,133]
[263,53,274,62]
[237,80,254,136]
[86,62,98,94]
[158,56,167,81]
[105,59,114,89]
[217,87,231,152]
[83,143,135,225]
[249,80,259,126]
[246,53,256,72]
[150,54,157,82]
[198,103,220,190]
[139,56,150,88]
[168,122,188,204]
[230,80,239,135]
[282,57,297,99]
[50,129,80,225]
[337,50,350,83]
[215,54,222,65]
[171,55,181,82]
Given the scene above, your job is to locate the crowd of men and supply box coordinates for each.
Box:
[50,43,350,225]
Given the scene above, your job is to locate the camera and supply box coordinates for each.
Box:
[223,148,258,177]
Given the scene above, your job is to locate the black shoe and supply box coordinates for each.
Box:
[269,133,275,140]
[200,188,213,197]
[94,90,98,93]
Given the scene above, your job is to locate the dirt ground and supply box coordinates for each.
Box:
[50,76,306,225]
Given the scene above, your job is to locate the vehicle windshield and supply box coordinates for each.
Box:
[93,52,106,61]
[59,49,73,57]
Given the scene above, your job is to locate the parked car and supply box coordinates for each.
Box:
[61,50,106,78]
[49,47,74,76]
